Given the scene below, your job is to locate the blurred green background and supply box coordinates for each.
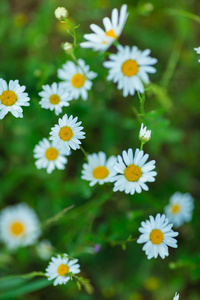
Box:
[0,0,200,299]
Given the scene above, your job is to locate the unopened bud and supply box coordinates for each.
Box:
[63,42,73,53]
[54,7,68,20]
[139,123,151,143]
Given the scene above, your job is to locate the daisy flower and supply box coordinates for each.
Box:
[0,203,41,250]
[173,293,179,300]
[164,192,194,228]
[137,214,179,259]
[103,45,157,97]
[81,151,117,186]
[0,79,30,119]
[45,254,80,286]
[139,123,151,143]
[80,4,128,52]
[49,114,85,154]
[33,138,69,174]
[110,148,157,195]
[38,83,72,116]
[57,59,97,101]
[194,47,200,62]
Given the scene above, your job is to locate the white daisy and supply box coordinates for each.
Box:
[0,79,30,119]
[137,213,179,259]
[33,138,69,174]
[38,82,72,116]
[173,293,179,300]
[139,123,151,143]
[80,4,128,52]
[194,47,200,62]
[81,151,117,186]
[54,7,68,20]
[0,203,41,250]
[49,114,85,154]
[45,254,80,286]
[103,45,157,97]
[164,192,194,228]
[36,239,53,260]
[110,148,157,195]
[57,59,97,101]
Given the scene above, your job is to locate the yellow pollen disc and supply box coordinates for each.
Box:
[59,126,73,141]
[171,204,180,214]
[49,94,60,104]
[45,147,59,160]
[71,73,85,88]
[10,222,24,236]
[0,90,17,106]
[105,29,117,39]
[124,164,142,182]
[150,229,164,245]
[121,59,139,77]
[57,264,69,276]
[93,166,109,179]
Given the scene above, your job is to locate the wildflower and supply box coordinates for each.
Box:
[139,123,151,143]
[0,79,30,119]
[54,7,68,20]
[63,42,73,52]
[194,47,200,62]
[36,240,53,260]
[137,214,179,259]
[110,148,157,195]
[80,4,128,52]
[173,293,179,300]
[57,59,97,101]
[103,45,157,97]
[49,114,85,154]
[38,83,72,116]
[33,138,69,174]
[81,152,117,186]
[164,192,194,228]
[0,203,41,250]
[45,254,80,286]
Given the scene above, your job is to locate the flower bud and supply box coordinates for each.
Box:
[139,123,151,143]
[63,42,74,53]
[54,7,68,20]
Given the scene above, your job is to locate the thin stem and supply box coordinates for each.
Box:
[140,142,144,150]
[137,92,145,117]
[80,146,88,161]
[63,19,77,46]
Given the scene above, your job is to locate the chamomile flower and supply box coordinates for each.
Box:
[57,59,97,101]
[38,83,72,115]
[173,293,179,300]
[45,254,80,286]
[164,192,194,228]
[0,203,41,250]
[81,151,117,186]
[103,45,157,97]
[110,148,157,195]
[137,214,179,259]
[139,123,151,143]
[49,114,85,154]
[0,79,30,119]
[33,138,69,174]
[194,47,200,62]
[80,4,128,52]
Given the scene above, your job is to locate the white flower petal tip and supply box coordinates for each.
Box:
[173,292,180,300]
[0,78,30,119]
[137,213,179,259]
[80,4,128,52]
[45,254,80,286]
[164,192,194,228]
[139,123,151,143]
[103,45,157,97]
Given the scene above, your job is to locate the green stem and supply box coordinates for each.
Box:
[0,272,46,282]
[64,19,77,46]
[140,142,144,150]
[137,92,145,117]
[80,146,88,161]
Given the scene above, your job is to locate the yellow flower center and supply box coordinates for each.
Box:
[171,204,180,214]
[59,126,73,141]
[57,264,69,276]
[124,164,142,182]
[150,229,164,245]
[49,94,60,104]
[93,166,109,179]
[45,147,59,160]
[71,73,85,88]
[105,29,117,39]
[10,222,25,236]
[0,90,17,106]
[121,59,139,77]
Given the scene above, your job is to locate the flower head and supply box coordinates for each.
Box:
[54,7,68,20]
[36,240,53,260]
[58,59,97,101]
[49,114,85,154]
[45,254,80,286]
[33,138,69,174]
[0,203,41,250]
[110,148,157,195]
[39,82,72,116]
[0,79,30,119]
[137,214,179,259]
[63,42,74,53]
[194,47,200,62]
[80,4,128,52]
[139,123,151,143]
[81,151,117,186]
[164,192,194,228]
[103,45,157,97]
[173,292,179,300]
